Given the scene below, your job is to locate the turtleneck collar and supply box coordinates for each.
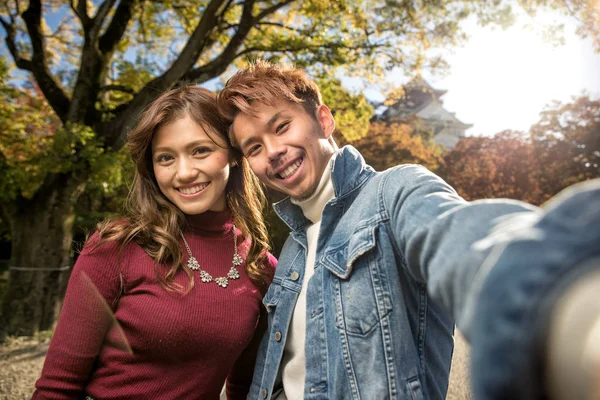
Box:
[291,155,335,224]
[184,209,234,236]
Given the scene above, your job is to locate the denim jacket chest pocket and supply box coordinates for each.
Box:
[322,224,394,337]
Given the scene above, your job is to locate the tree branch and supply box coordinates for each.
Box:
[237,41,381,57]
[99,84,135,94]
[90,0,117,40]
[255,0,295,20]
[198,0,298,74]
[98,0,297,147]
[254,22,316,36]
[221,0,237,16]
[98,0,139,54]
[0,16,33,70]
[12,0,21,15]
[161,0,227,76]
[180,0,258,82]
[98,0,233,148]
[21,0,70,122]
[255,21,307,34]
[70,0,91,30]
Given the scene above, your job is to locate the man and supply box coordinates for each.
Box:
[217,61,600,400]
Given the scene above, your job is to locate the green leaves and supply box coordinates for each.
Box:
[0,61,130,202]
[318,77,373,142]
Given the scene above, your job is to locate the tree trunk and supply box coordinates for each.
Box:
[0,173,86,338]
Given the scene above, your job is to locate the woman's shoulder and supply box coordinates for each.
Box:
[258,252,278,288]
[73,221,147,286]
[263,252,278,271]
[80,219,138,257]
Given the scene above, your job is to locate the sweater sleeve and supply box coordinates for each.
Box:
[32,233,126,399]
[225,253,277,400]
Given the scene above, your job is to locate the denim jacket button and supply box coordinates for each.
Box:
[290,271,300,281]
[261,388,268,398]
[274,331,282,341]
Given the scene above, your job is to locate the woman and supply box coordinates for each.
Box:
[32,86,276,399]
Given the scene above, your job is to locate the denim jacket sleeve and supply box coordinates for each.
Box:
[381,164,539,338]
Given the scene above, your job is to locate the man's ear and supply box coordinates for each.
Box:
[316,105,336,139]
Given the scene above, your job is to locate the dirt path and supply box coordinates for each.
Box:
[447,331,472,400]
[0,337,49,400]
[0,332,472,399]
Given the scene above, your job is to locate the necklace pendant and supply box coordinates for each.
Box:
[188,256,200,271]
[232,253,243,266]
[227,266,240,280]
[181,225,244,289]
[199,270,212,283]
[215,277,229,288]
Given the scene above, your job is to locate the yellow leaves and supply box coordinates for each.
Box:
[349,122,444,172]
[383,85,406,106]
[317,77,374,141]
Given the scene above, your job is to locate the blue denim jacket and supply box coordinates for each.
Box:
[248,146,537,399]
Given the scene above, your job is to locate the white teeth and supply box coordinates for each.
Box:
[279,160,302,179]
[179,183,209,195]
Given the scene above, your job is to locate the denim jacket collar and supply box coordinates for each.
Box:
[273,145,375,232]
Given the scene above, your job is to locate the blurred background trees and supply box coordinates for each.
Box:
[442,96,600,205]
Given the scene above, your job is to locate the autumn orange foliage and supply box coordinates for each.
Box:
[346,122,444,173]
[441,96,600,205]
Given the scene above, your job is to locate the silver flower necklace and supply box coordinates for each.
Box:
[180,225,243,288]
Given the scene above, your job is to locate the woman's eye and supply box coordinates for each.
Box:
[276,121,290,134]
[194,147,212,155]
[156,154,173,163]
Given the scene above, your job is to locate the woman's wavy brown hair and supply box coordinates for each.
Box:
[96,86,272,294]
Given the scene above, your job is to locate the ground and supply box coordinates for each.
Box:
[0,337,49,400]
[0,332,472,399]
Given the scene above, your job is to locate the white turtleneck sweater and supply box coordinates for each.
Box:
[277,158,335,400]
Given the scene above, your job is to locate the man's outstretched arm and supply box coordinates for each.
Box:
[471,179,600,400]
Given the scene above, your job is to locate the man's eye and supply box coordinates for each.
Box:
[246,145,261,156]
[276,121,290,134]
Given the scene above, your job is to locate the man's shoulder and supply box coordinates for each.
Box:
[359,163,437,191]
[378,163,433,177]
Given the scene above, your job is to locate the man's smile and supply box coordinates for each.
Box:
[276,158,303,180]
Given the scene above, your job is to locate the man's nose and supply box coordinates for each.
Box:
[265,138,286,162]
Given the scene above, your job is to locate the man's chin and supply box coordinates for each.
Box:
[291,183,320,202]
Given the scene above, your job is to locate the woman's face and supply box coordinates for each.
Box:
[151,115,231,215]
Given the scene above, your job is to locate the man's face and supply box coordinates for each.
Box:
[231,101,336,200]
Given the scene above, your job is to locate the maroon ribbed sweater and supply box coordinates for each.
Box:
[32,210,276,400]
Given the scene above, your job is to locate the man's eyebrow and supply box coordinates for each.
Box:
[239,111,283,151]
[266,111,283,130]
[239,136,257,152]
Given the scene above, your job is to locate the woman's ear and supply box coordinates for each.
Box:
[316,105,336,139]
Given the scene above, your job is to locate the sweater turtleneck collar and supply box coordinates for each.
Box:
[291,155,335,224]
[184,209,234,236]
